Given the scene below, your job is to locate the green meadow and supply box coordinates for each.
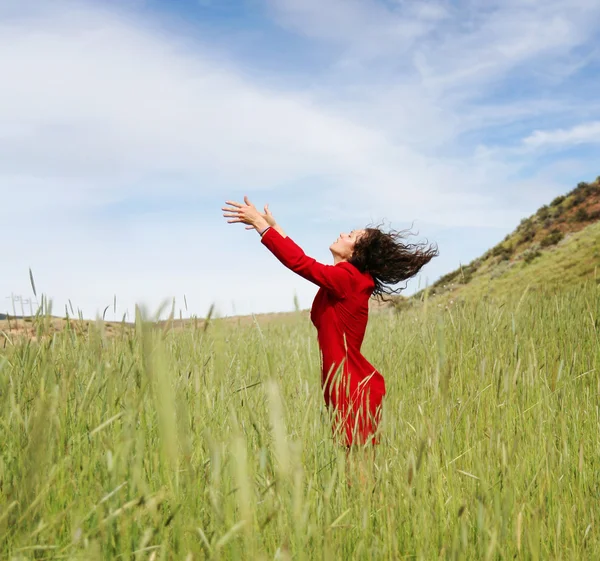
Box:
[1,282,599,560]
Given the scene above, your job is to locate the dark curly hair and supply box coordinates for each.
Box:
[348,223,439,301]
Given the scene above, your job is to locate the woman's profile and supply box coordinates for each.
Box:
[222,196,438,448]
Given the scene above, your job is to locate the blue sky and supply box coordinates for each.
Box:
[1,0,599,320]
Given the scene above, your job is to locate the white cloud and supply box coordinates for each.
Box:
[268,0,600,97]
[523,121,600,148]
[265,0,446,58]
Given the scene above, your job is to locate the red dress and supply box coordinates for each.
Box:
[261,227,386,447]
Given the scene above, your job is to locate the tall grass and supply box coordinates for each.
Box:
[1,283,599,559]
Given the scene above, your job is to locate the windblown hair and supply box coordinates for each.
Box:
[349,223,439,301]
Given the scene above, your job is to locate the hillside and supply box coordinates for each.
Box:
[408,176,600,307]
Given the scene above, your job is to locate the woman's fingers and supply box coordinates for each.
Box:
[223,198,261,228]
[225,200,243,208]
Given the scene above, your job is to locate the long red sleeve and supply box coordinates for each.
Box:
[260,227,353,299]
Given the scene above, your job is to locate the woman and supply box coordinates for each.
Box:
[222,196,438,447]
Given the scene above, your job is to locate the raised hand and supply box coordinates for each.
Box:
[222,196,270,231]
[243,203,276,230]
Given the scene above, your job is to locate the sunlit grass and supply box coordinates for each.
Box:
[1,283,599,559]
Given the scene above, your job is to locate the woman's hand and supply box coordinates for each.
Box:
[222,196,270,232]
[242,203,276,231]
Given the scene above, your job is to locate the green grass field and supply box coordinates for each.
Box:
[1,283,599,560]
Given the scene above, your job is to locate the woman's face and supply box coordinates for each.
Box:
[330,229,365,261]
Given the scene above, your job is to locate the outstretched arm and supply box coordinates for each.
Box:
[222,197,352,298]
[260,228,352,298]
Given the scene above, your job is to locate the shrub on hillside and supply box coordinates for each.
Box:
[540,229,564,247]
[566,181,591,201]
[574,208,589,222]
[518,228,536,244]
[588,182,600,195]
[518,217,534,230]
[588,209,600,221]
[523,249,542,264]
[573,193,586,206]
[564,193,586,209]
[491,244,513,260]
[518,218,537,238]
[565,197,576,210]
[551,195,566,207]
[537,205,550,220]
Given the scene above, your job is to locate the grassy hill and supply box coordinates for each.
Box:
[405,175,600,307]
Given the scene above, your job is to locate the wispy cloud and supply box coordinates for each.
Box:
[523,122,600,148]
[265,0,447,59]
[268,0,600,80]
